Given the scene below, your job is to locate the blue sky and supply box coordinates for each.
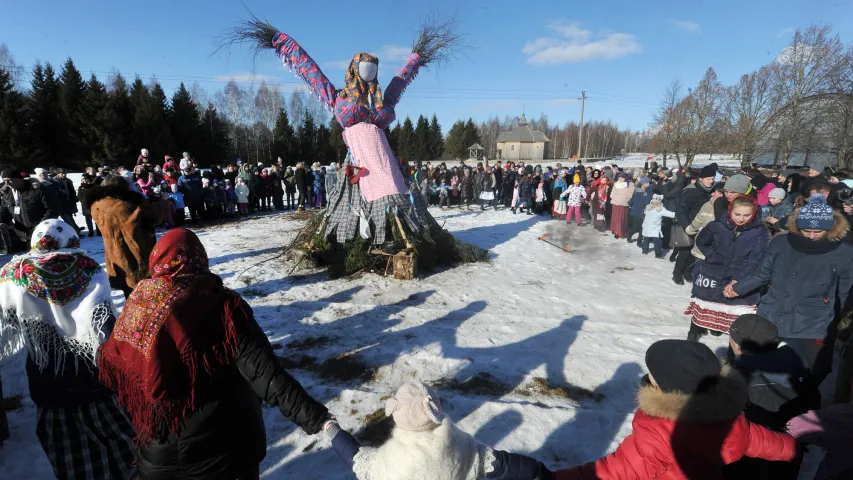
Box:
[1,0,850,132]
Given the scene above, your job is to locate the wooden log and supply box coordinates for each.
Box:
[393,252,418,280]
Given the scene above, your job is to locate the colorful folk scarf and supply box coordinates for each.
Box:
[98,228,246,444]
[0,219,113,372]
[340,53,383,110]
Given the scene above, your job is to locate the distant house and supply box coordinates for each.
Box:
[496,115,550,161]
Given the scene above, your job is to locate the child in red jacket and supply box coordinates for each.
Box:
[552,340,798,480]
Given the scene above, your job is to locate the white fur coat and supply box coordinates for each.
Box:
[352,418,495,480]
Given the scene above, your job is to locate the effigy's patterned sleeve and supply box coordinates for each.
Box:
[273,33,338,112]
[383,53,421,108]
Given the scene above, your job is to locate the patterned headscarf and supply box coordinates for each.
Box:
[340,53,383,110]
[99,228,247,444]
[0,219,112,373]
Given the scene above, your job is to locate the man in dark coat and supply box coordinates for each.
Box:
[493,164,503,203]
[0,169,59,253]
[294,163,308,211]
[178,167,205,222]
[52,167,83,233]
[673,164,716,283]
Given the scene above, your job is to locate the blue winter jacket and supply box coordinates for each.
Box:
[629,188,653,217]
[694,213,770,305]
[734,211,853,339]
[177,172,204,203]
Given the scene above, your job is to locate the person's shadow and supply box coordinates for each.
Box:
[531,362,644,469]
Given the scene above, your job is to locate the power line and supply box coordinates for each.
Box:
[4,64,658,104]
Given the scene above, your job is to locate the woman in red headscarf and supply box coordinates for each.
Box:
[98,229,331,480]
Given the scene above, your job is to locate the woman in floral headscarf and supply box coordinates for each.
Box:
[0,219,136,479]
[98,228,331,480]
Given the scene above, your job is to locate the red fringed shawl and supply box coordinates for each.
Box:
[98,229,245,444]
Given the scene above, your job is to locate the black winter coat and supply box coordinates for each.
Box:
[294,168,308,192]
[78,183,95,216]
[734,345,818,431]
[676,182,712,229]
[26,312,116,408]
[734,211,853,339]
[662,174,687,213]
[54,177,79,214]
[0,179,59,243]
[137,299,330,480]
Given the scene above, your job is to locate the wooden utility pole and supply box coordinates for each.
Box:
[576,91,587,160]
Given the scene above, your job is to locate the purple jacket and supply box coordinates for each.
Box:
[788,402,853,479]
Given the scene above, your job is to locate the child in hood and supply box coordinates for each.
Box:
[642,194,676,257]
[561,176,587,226]
[763,187,793,234]
[437,179,451,209]
[168,184,186,226]
[627,177,653,245]
[224,179,238,216]
[325,382,548,480]
[554,340,798,480]
[235,177,250,215]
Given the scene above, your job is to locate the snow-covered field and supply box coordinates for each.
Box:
[0,206,730,478]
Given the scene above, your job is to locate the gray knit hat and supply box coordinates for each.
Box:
[724,174,752,194]
[385,382,444,432]
[768,188,786,201]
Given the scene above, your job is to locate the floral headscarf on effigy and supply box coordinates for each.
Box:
[339,53,383,110]
[0,219,113,372]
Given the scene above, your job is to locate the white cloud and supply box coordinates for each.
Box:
[671,19,700,33]
[776,45,814,65]
[777,27,796,38]
[213,72,279,84]
[523,21,641,65]
[322,60,352,70]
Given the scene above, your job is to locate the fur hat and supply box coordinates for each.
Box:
[141,148,149,156]
[768,188,786,201]
[797,194,835,231]
[385,382,444,432]
[639,176,651,185]
[646,340,721,394]
[34,168,47,176]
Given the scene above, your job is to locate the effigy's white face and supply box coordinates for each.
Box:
[358,62,378,82]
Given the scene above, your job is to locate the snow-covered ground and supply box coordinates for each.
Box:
[0,206,732,478]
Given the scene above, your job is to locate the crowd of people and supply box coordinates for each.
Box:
[0,153,852,479]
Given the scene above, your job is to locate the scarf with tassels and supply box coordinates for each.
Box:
[98,228,245,444]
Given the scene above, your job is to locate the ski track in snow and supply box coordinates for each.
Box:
[0,182,732,478]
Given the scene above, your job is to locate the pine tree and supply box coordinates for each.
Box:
[198,104,232,166]
[464,118,481,155]
[298,108,317,162]
[443,120,468,159]
[149,83,174,159]
[0,66,28,168]
[398,116,415,162]
[414,114,430,160]
[102,73,134,165]
[58,58,88,167]
[387,123,401,155]
[82,73,109,165]
[328,116,346,163]
[429,114,444,159]
[26,62,62,167]
[315,123,331,163]
[273,108,296,164]
[170,82,201,159]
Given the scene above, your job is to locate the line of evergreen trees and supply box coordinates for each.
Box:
[0,54,488,171]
